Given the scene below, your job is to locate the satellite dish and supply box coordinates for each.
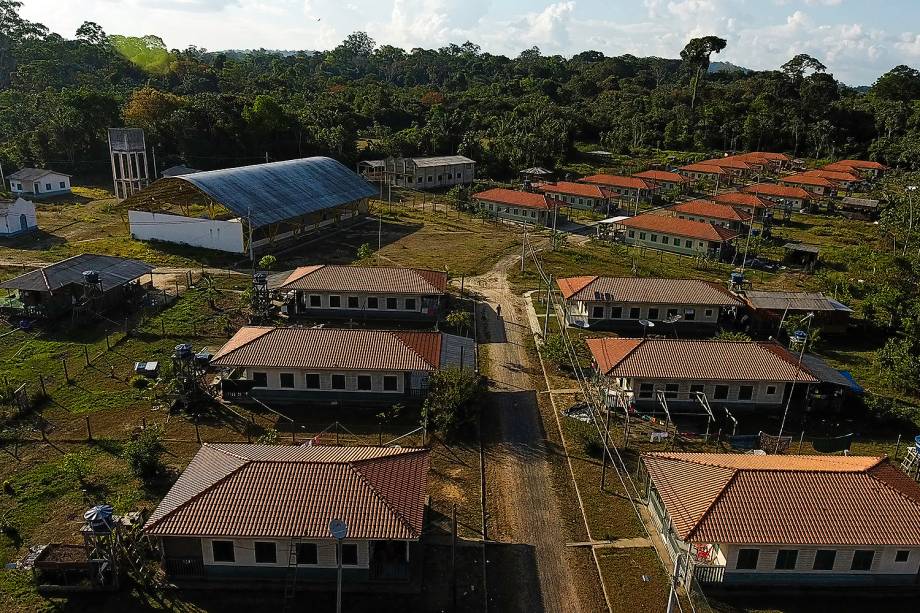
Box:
[664,314,683,324]
[639,319,655,328]
[329,519,348,540]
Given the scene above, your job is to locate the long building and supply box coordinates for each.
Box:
[613,214,738,259]
[357,155,475,189]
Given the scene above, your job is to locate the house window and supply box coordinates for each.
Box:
[447,173,452,179]
[685,239,692,248]
[648,308,659,320]
[405,298,416,310]
[629,307,641,319]
[357,375,372,391]
[664,383,679,399]
[530,210,536,218]
[279,373,295,389]
[704,309,713,318]
[254,542,277,564]
[437,175,443,182]
[666,308,678,319]
[714,385,728,400]
[340,543,359,566]
[251,372,268,388]
[639,232,646,240]
[45,183,51,190]
[610,306,623,318]
[638,383,654,399]
[212,541,235,563]
[684,308,695,321]
[813,550,836,570]
[766,385,777,395]
[297,543,318,565]
[305,373,320,389]
[661,236,669,245]
[775,549,798,570]
[329,295,341,308]
[650,234,658,243]
[309,295,321,307]
[331,374,346,390]
[59,181,66,189]
[851,550,874,571]
[367,297,379,309]
[628,230,635,238]
[592,306,605,319]
[383,375,399,392]
[738,385,753,401]
[386,297,398,310]
[348,296,359,309]
[427,176,433,182]
[736,548,759,570]
[895,550,910,563]
[689,384,704,395]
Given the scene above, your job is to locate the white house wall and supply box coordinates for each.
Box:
[201,537,370,569]
[0,198,37,236]
[128,210,246,254]
[721,543,920,577]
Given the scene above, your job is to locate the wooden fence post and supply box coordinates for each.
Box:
[86,416,93,442]
[84,345,90,367]
[38,374,46,397]
[62,358,69,382]
[105,333,111,351]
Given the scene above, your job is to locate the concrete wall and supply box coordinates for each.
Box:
[567,300,722,327]
[201,537,371,569]
[476,199,552,226]
[0,198,37,236]
[129,210,246,254]
[290,291,438,317]
[618,377,788,409]
[546,193,604,210]
[673,212,745,232]
[10,174,71,195]
[619,226,719,256]
[241,367,416,394]
[393,162,475,189]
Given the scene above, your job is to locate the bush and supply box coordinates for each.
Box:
[445,309,472,336]
[424,367,483,438]
[356,242,373,260]
[541,333,569,367]
[122,424,165,480]
[256,428,279,444]
[258,254,277,270]
[130,375,149,389]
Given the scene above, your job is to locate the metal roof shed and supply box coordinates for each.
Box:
[0,254,153,293]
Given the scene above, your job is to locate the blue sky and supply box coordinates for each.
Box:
[19,0,920,85]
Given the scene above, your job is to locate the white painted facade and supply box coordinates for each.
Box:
[0,197,37,236]
[201,537,372,569]
[720,543,920,577]
[567,300,722,327]
[128,210,246,254]
[9,172,71,196]
[242,367,414,395]
[613,377,788,409]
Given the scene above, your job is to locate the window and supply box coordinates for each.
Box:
[59,181,66,189]
[348,296,359,309]
[664,383,679,399]
[447,173,452,179]
[650,234,658,243]
[437,175,443,182]
[895,550,910,563]
[357,375,372,391]
[331,374,346,390]
[297,543,318,565]
[305,373,320,389]
[766,385,777,395]
[738,386,753,401]
[530,210,536,218]
[714,385,729,400]
[254,542,277,564]
[666,308,678,319]
[367,297,379,309]
[639,232,646,240]
[578,198,583,206]
[405,298,416,310]
[813,550,836,570]
[340,543,358,566]
[685,239,693,248]
[629,307,641,319]
[775,549,798,570]
[689,384,704,395]
[386,297,398,310]
[45,183,52,190]
[684,308,696,321]
[704,309,714,318]
[212,540,235,563]
[661,236,669,245]
[252,372,268,388]
[592,306,605,319]
[309,295,321,307]
[851,550,874,571]
[329,295,341,308]
[383,375,399,392]
[610,306,623,318]
[638,383,654,399]
[279,373,295,389]
[628,230,635,238]
[427,176,433,182]
[648,308,660,320]
[736,548,759,570]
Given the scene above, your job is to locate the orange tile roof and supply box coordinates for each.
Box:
[585,338,643,374]
[803,169,859,182]
[211,327,445,371]
[616,213,739,242]
[581,174,651,190]
[741,183,811,200]
[745,151,790,162]
[821,162,862,173]
[280,264,447,294]
[632,170,688,184]
[586,338,817,382]
[780,173,836,188]
[713,192,771,209]
[145,444,429,540]
[534,181,606,198]
[644,453,920,545]
[556,276,741,305]
[473,188,552,209]
[835,159,887,170]
[677,163,729,175]
[699,158,752,171]
[669,199,751,222]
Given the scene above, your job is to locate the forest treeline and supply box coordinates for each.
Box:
[2,1,920,179]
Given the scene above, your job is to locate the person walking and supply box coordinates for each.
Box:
[496,304,502,319]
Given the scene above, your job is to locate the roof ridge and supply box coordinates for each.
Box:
[348,459,418,538]
[866,459,920,506]
[391,330,440,368]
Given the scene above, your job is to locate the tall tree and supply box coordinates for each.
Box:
[679,35,727,111]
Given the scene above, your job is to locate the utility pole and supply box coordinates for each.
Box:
[151,146,158,178]
[265,151,269,164]
[777,312,814,449]
[551,199,559,250]
[666,554,684,613]
[543,276,553,339]
[521,230,527,272]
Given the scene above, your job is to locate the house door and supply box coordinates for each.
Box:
[20,214,28,232]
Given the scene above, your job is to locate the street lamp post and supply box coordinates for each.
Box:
[329,519,348,613]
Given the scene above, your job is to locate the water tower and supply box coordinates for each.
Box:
[108,128,150,201]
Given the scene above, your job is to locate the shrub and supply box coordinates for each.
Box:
[258,254,277,270]
[130,375,149,389]
[424,367,483,438]
[356,242,373,260]
[541,333,569,367]
[122,424,165,480]
[256,428,279,444]
[445,309,472,336]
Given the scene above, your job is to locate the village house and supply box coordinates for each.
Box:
[667,199,751,232]
[740,151,791,169]
[677,163,731,184]
[0,196,37,237]
[641,453,920,587]
[213,327,475,407]
[803,169,861,190]
[586,337,817,410]
[145,444,429,590]
[631,170,688,194]
[7,168,72,197]
[614,214,738,260]
[712,192,772,220]
[825,159,887,179]
[0,254,153,320]
[473,188,559,226]
[580,174,652,200]
[556,276,741,331]
[533,181,607,211]
[357,155,475,189]
[740,290,854,335]
[779,173,837,197]
[741,183,811,211]
[277,265,448,322]
[698,157,753,179]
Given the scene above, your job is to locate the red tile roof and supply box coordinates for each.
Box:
[534,181,606,198]
[835,159,887,170]
[741,183,811,200]
[713,192,771,209]
[473,188,552,209]
[699,158,752,171]
[616,214,739,242]
[802,169,860,182]
[677,163,729,175]
[581,174,651,190]
[585,338,643,374]
[780,173,836,188]
[556,276,741,306]
[643,453,920,545]
[145,444,429,540]
[669,199,751,222]
[632,170,688,184]
[280,264,447,294]
[586,338,817,382]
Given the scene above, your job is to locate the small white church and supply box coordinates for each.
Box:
[0,196,37,237]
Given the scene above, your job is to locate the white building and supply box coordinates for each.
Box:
[7,168,72,196]
[0,197,37,236]
[358,155,475,190]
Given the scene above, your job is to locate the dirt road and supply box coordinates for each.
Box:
[465,251,586,613]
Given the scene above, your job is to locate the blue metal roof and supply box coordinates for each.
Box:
[177,157,376,229]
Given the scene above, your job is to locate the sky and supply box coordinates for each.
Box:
[17,0,920,85]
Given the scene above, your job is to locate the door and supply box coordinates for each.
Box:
[33,182,40,194]
[20,214,27,232]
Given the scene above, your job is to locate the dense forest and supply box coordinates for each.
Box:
[2,0,920,180]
